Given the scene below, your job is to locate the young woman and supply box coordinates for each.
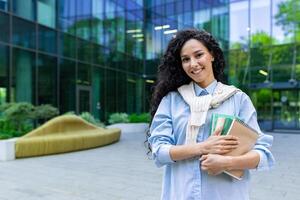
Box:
[148,29,274,200]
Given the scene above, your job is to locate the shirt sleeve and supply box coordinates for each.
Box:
[237,93,275,171]
[148,94,176,167]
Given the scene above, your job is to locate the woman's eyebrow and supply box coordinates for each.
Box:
[193,50,204,54]
[181,49,204,57]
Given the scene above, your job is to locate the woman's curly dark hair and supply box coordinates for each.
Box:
[146,29,226,153]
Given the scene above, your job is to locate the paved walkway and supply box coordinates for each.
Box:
[0,131,299,200]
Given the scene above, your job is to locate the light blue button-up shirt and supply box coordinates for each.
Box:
[148,80,275,200]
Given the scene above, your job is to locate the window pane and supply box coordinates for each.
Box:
[105,69,116,117]
[0,44,8,103]
[38,25,57,53]
[116,71,126,112]
[12,17,36,49]
[194,9,211,31]
[12,48,35,103]
[251,0,270,37]
[60,59,76,113]
[59,32,76,58]
[116,10,125,53]
[272,43,294,82]
[91,0,104,45]
[37,0,56,28]
[249,46,271,83]
[229,1,249,48]
[13,0,35,21]
[58,0,76,34]
[92,66,105,120]
[77,63,91,85]
[37,54,57,106]
[0,0,9,12]
[104,0,116,49]
[0,12,9,43]
[274,0,300,44]
[127,75,136,113]
[227,49,249,87]
[75,0,92,39]
[212,4,229,49]
[77,38,92,62]
[92,44,106,66]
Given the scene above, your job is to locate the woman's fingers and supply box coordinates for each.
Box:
[221,135,238,141]
[222,140,239,145]
[216,143,239,154]
[200,155,208,161]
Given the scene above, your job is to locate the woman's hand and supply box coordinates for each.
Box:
[200,154,232,175]
[169,132,239,161]
[200,134,239,155]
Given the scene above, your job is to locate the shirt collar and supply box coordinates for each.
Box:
[193,80,218,96]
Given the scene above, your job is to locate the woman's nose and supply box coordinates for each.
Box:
[190,58,198,67]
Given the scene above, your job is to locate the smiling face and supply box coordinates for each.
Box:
[180,39,215,88]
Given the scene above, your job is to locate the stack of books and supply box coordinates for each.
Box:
[210,113,259,180]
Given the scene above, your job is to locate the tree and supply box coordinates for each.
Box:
[275,0,300,41]
[251,31,277,48]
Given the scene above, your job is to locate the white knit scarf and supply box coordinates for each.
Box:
[178,81,240,144]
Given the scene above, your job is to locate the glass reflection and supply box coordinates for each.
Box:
[60,33,76,58]
[0,12,9,43]
[75,0,92,40]
[229,1,249,49]
[12,48,35,103]
[60,59,76,113]
[12,17,36,49]
[58,0,76,34]
[0,44,8,103]
[77,62,91,85]
[0,0,9,11]
[38,25,57,53]
[37,54,57,106]
[92,66,105,120]
[13,0,35,21]
[37,0,56,28]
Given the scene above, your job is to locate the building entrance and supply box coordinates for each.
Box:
[273,90,299,130]
[76,85,91,114]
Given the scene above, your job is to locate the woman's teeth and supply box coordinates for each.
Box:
[192,68,203,74]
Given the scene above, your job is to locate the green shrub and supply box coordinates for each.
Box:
[63,111,76,115]
[128,113,151,123]
[33,104,59,120]
[0,133,13,139]
[0,103,14,112]
[80,112,105,128]
[0,117,33,139]
[108,113,129,124]
[0,118,14,131]
[80,112,96,123]
[0,102,56,139]
[3,102,35,131]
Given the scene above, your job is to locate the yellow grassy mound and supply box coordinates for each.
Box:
[15,115,121,158]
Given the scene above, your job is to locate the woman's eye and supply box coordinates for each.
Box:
[196,53,203,58]
[182,58,189,63]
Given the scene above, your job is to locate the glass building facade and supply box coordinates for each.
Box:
[0,0,299,131]
[227,0,300,131]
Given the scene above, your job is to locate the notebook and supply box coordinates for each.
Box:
[210,113,259,180]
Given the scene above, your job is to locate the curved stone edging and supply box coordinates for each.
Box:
[0,138,17,161]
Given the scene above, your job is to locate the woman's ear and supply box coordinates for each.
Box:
[210,52,215,62]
